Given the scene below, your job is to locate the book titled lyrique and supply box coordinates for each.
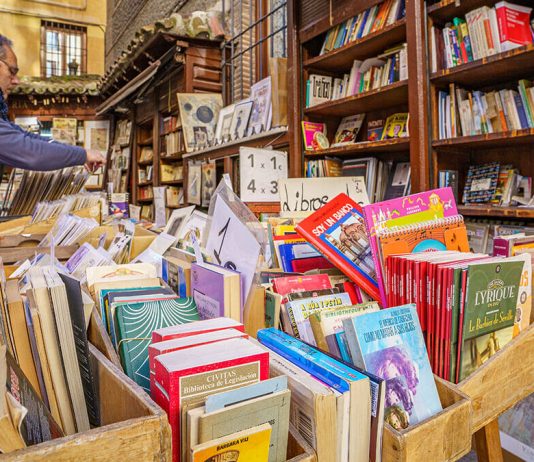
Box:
[296,193,380,301]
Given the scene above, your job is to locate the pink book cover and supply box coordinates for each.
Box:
[362,187,459,306]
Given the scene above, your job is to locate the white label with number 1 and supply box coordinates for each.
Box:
[239,147,288,202]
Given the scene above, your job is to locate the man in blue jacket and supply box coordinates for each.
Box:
[0,34,104,172]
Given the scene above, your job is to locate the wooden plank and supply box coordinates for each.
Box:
[0,245,78,264]
[406,0,430,192]
[0,344,171,462]
[304,138,410,156]
[458,205,534,219]
[433,129,534,150]
[458,324,534,432]
[382,377,472,462]
[286,424,317,462]
[0,235,45,248]
[474,420,504,462]
[87,307,121,368]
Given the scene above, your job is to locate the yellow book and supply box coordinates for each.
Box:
[380,113,409,140]
[191,423,271,462]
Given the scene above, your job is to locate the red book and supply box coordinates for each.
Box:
[291,256,334,272]
[152,317,244,343]
[148,328,248,393]
[152,337,269,462]
[271,274,332,300]
[296,193,380,302]
[495,2,533,51]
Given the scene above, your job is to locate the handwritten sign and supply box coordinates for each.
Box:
[206,198,261,314]
[239,147,288,202]
[279,176,369,218]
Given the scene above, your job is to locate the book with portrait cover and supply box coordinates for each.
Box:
[296,193,380,301]
[343,304,442,429]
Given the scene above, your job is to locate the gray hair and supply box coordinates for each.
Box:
[0,35,13,59]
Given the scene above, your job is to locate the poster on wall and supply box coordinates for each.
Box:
[177,93,223,152]
[84,120,111,187]
[52,118,77,145]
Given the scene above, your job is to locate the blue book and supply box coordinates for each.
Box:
[513,92,530,129]
[356,9,370,39]
[277,242,321,272]
[343,304,442,428]
[335,331,353,363]
[257,328,374,462]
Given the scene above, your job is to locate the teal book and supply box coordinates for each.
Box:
[115,297,199,391]
[458,259,523,382]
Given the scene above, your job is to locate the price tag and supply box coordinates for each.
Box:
[239,147,288,202]
[206,198,261,310]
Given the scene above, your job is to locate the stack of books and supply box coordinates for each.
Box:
[437,80,534,138]
[306,44,408,107]
[430,1,534,72]
[319,0,406,56]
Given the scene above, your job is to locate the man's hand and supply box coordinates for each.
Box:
[85,149,106,173]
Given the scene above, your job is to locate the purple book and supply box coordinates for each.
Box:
[190,263,242,322]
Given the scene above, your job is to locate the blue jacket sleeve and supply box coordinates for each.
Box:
[0,119,87,171]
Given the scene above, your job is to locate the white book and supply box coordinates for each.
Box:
[488,7,502,54]
[347,60,362,96]
[308,74,333,107]
[430,26,437,73]
[399,44,408,80]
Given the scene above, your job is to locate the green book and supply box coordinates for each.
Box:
[458,260,523,382]
[115,297,199,391]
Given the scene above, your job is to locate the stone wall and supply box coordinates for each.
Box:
[106,0,221,69]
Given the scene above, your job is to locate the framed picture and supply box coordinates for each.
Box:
[178,210,208,248]
[177,93,223,152]
[214,104,235,143]
[229,100,253,140]
[163,205,195,238]
[247,76,272,136]
[187,162,202,205]
[201,161,217,207]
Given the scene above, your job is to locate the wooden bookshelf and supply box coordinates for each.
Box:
[430,44,534,87]
[433,129,534,150]
[303,19,407,72]
[458,205,534,219]
[305,138,410,156]
[304,80,409,117]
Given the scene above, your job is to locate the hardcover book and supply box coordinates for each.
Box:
[296,193,380,301]
[458,259,523,381]
[367,118,385,141]
[152,317,244,343]
[342,304,442,428]
[301,121,329,151]
[380,113,409,140]
[462,163,500,204]
[152,337,269,462]
[114,297,199,391]
[332,114,365,146]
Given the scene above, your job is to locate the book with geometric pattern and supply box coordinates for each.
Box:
[114,298,199,391]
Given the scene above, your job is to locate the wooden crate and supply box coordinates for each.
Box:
[382,377,472,462]
[286,424,317,462]
[0,344,171,462]
[458,323,534,433]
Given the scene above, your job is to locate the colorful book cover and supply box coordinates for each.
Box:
[271,274,332,300]
[367,118,385,140]
[286,292,353,343]
[301,121,329,151]
[462,162,500,204]
[458,259,523,381]
[296,193,380,301]
[380,113,409,140]
[342,304,442,428]
[363,187,459,305]
[191,423,272,462]
[114,297,199,391]
[332,114,365,146]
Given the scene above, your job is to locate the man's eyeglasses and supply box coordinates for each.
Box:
[0,59,19,78]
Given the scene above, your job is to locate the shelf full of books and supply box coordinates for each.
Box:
[429,0,534,219]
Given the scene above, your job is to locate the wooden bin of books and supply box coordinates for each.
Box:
[382,377,472,462]
[458,323,534,433]
[0,344,171,461]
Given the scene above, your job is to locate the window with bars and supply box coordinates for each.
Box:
[41,21,87,78]
[222,0,287,104]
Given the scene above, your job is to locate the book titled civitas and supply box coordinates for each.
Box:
[458,259,523,382]
[343,304,442,429]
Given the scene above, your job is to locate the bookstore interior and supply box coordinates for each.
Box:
[1,0,534,461]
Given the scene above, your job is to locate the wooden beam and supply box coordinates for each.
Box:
[474,420,504,462]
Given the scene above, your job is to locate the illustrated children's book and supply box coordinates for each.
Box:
[332,114,365,146]
[296,193,380,301]
[380,113,409,140]
[343,304,442,428]
[363,187,460,305]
